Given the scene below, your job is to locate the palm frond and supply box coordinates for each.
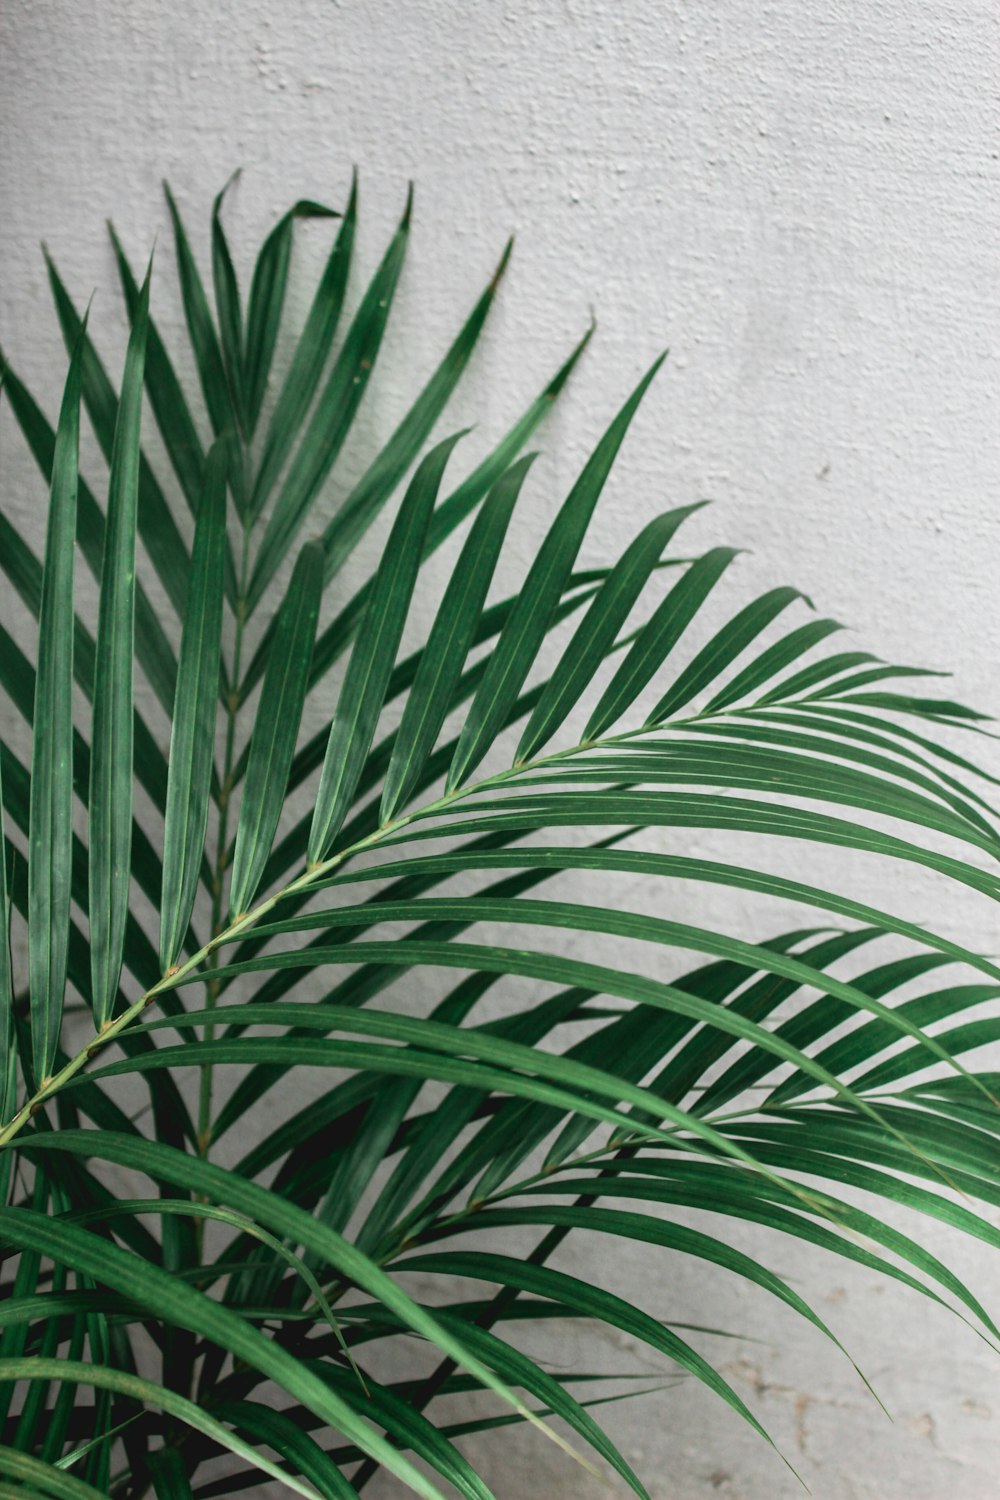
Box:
[0,174,997,1498]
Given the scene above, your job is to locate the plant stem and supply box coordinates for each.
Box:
[0,713,696,1151]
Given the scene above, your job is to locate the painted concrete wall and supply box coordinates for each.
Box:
[2,2,1000,1495]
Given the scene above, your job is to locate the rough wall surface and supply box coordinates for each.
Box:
[2,2,999,1495]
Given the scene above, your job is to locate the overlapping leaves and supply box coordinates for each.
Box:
[0,175,997,1499]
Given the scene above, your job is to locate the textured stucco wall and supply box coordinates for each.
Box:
[2,2,1000,1496]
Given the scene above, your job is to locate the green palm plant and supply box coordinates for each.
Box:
[0,173,998,1498]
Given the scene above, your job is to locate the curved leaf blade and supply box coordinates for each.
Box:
[28,321,84,1082]
[243,198,338,436]
[309,433,464,864]
[380,454,528,823]
[517,503,705,763]
[248,190,411,610]
[649,585,807,722]
[88,265,150,1034]
[0,1361,323,1500]
[449,353,667,791]
[159,439,228,971]
[0,757,14,1126]
[584,545,739,740]
[230,541,323,915]
[250,174,358,522]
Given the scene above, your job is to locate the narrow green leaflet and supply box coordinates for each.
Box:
[390,790,1000,904]
[394,1251,784,1463]
[199,910,970,1102]
[230,541,323,915]
[380,454,529,822]
[584,546,739,739]
[309,433,464,863]
[208,1403,358,1499]
[159,440,227,971]
[108,221,206,516]
[321,1363,503,1499]
[0,1208,445,1499]
[321,846,1000,983]
[211,174,246,430]
[448,354,667,791]
[88,266,150,1035]
[248,191,412,610]
[316,237,515,591]
[17,1132,575,1477]
[756,649,878,705]
[251,173,358,521]
[242,321,592,701]
[147,1446,195,1500]
[0,1361,323,1500]
[516,504,705,762]
[163,182,234,441]
[430,1315,650,1500]
[28,321,84,1083]
[420,1206,864,1385]
[0,358,178,716]
[243,198,338,435]
[0,1445,107,1500]
[648,585,806,722]
[0,757,13,1126]
[43,248,193,619]
[706,617,844,711]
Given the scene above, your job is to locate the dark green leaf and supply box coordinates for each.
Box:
[250,174,358,521]
[159,440,228,971]
[230,541,323,915]
[517,504,705,762]
[243,199,338,436]
[584,546,739,740]
[28,319,84,1082]
[211,173,246,429]
[381,454,529,823]
[87,265,150,1033]
[309,433,464,863]
[247,190,411,610]
[649,586,806,721]
[449,354,666,790]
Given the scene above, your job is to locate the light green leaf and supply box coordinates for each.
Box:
[0,1444,107,1500]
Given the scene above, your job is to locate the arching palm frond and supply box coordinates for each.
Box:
[1,176,998,1499]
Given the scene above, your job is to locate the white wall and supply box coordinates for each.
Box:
[2,2,1000,1496]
